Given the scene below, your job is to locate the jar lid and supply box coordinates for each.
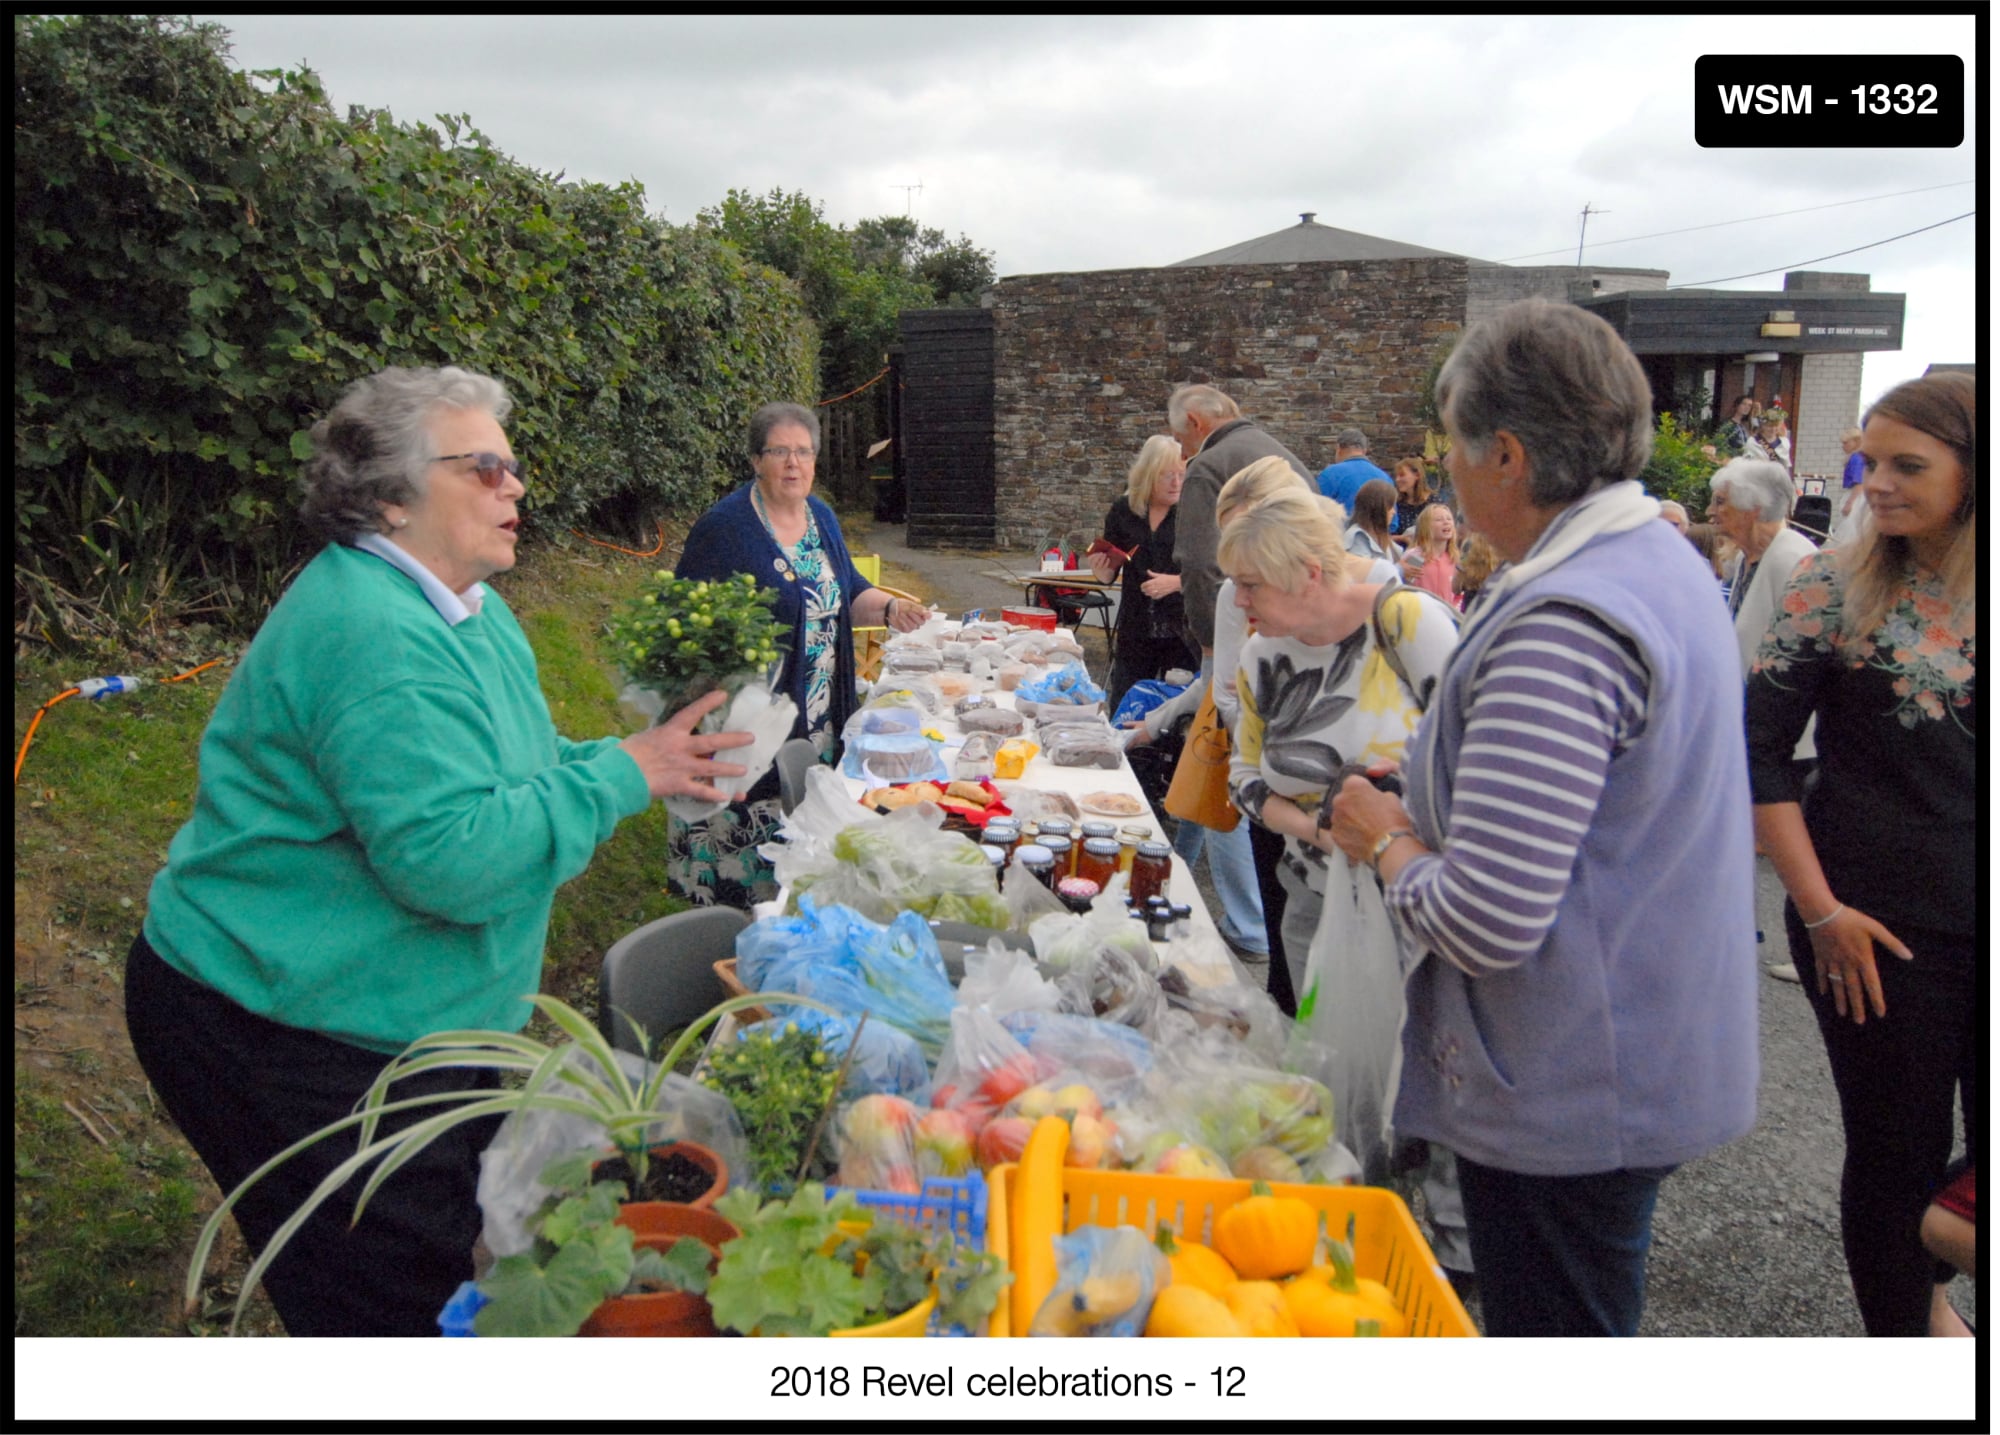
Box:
[1137,840,1172,858]
[1038,817,1074,835]
[1040,834,1073,852]
[979,844,1007,866]
[1083,838,1121,856]
[1014,843,1054,865]
[1079,820,1118,838]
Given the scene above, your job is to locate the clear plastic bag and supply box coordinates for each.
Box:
[1130,1032,1344,1182]
[619,678,798,825]
[738,1008,931,1103]
[1291,856,1409,1185]
[1003,856,1071,930]
[928,1005,1056,1168]
[866,678,938,713]
[832,1092,923,1193]
[842,731,950,785]
[957,936,1066,1018]
[957,706,1027,738]
[1028,1224,1170,1337]
[883,646,943,675]
[1044,722,1123,769]
[952,730,1003,781]
[1029,902,1162,1031]
[476,1046,749,1258]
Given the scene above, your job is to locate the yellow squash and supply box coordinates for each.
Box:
[1212,1182,1318,1280]
[1220,1280,1300,1337]
[1145,1283,1249,1337]
[1155,1224,1237,1297]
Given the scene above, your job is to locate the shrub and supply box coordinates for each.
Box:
[1637,412,1724,514]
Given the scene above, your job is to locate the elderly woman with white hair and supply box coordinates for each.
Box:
[123,366,754,1335]
[1708,457,1820,677]
[1327,298,1760,1336]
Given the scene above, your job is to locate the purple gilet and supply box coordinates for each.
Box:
[1388,514,1759,1176]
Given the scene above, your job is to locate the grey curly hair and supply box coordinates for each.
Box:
[1436,298,1654,508]
[299,366,512,543]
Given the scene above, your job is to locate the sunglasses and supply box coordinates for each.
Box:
[433,451,523,489]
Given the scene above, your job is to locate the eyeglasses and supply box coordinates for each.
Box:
[760,446,817,462]
[433,452,522,489]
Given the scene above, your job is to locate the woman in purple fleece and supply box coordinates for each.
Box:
[1328,299,1760,1336]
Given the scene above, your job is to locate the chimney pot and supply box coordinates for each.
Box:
[1300,212,1316,225]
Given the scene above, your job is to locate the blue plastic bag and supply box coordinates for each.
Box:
[1110,678,1186,729]
[1016,663,1104,707]
[733,899,957,1061]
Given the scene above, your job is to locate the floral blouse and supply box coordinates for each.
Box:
[781,510,844,758]
[1745,549,1976,936]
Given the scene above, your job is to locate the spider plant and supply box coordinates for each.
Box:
[184,989,836,1334]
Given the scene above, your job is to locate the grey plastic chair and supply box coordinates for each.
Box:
[775,737,819,815]
[598,906,751,1057]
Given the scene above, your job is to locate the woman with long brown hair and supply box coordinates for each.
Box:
[1345,478,1400,566]
[1747,371,1977,1338]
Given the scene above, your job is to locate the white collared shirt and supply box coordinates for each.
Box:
[352,531,487,626]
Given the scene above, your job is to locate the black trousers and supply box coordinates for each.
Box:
[1249,821,1293,1014]
[124,932,501,1335]
[1785,904,1981,1336]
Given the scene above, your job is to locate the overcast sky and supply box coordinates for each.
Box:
[201,12,1979,408]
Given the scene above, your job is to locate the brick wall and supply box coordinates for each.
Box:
[987,259,1468,547]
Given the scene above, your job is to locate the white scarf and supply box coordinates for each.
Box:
[1458,480,1660,646]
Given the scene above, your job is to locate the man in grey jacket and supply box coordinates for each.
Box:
[1168,383,1314,654]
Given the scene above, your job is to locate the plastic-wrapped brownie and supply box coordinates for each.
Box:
[955,693,1001,717]
[957,705,1027,738]
[1045,723,1123,769]
[883,645,943,675]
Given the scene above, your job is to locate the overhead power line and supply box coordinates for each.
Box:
[1667,211,1974,288]
[1496,180,1975,263]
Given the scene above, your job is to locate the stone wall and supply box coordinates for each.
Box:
[986,258,1468,547]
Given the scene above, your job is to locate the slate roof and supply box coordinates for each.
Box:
[1171,213,1492,267]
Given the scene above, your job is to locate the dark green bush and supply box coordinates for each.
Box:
[14,15,813,648]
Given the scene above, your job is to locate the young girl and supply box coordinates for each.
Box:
[1400,504,1459,603]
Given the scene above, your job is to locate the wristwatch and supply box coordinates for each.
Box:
[1367,828,1419,871]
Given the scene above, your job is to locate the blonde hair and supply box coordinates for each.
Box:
[1456,530,1501,591]
[1125,434,1182,516]
[1216,488,1351,594]
[1412,503,1460,561]
[1216,455,1313,530]
[1836,372,1976,655]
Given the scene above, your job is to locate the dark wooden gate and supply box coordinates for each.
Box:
[898,308,994,548]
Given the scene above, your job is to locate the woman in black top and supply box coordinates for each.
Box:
[1094,434,1198,713]
[1388,456,1441,538]
[1746,371,1977,1338]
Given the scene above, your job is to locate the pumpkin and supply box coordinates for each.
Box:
[1154,1224,1237,1297]
[1220,1280,1300,1337]
[1212,1182,1318,1280]
[1145,1283,1249,1337]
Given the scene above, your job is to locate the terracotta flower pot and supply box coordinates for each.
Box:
[578,1203,740,1338]
[593,1140,727,1212]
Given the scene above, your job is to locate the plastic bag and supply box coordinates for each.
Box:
[1017,663,1104,707]
[957,706,1027,738]
[476,1046,749,1258]
[1154,960,1292,1062]
[1028,1225,1170,1337]
[952,730,1004,781]
[957,937,1066,1018]
[776,805,1009,929]
[1003,856,1071,930]
[735,900,958,1060]
[843,731,950,785]
[1000,1010,1155,1095]
[883,646,943,675]
[928,1005,1057,1167]
[1029,901,1162,1031]
[1110,678,1188,730]
[1291,855,1409,1185]
[833,1092,923,1193]
[866,678,938,713]
[997,663,1030,692]
[1045,723,1123,770]
[1128,1032,1341,1182]
[618,678,798,825]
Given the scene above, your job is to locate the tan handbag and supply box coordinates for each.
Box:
[1162,685,1241,831]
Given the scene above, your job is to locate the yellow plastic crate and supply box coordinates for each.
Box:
[988,1115,1477,1337]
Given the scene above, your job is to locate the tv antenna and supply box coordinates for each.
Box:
[1577,201,1610,267]
[893,181,923,216]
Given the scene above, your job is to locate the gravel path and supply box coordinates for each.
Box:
[852,509,1976,1338]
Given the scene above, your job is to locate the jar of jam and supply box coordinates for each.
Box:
[1039,834,1074,878]
[1038,817,1075,844]
[1013,843,1056,890]
[1078,820,1118,845]
[1076,837,1120,892]
[1118,824,1152,873]
[981,821,1019,851]
[1130,840,1173,904]
[979,843,1008,875]
[1056,876,1100,913]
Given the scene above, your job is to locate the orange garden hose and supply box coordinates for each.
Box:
[817,367,890,407]
[13,658,229,788]
[569,519,667,558]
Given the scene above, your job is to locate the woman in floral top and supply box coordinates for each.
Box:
[1746,370,1977,1338]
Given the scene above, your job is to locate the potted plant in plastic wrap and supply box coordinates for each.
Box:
[609,571,797,820]
[183,989,835,1334]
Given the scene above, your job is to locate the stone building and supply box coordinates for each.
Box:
[895,214,1899,547]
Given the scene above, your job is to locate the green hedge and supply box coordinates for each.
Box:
[14,15,814,646]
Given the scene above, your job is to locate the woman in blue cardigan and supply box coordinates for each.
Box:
[669,401,927,906]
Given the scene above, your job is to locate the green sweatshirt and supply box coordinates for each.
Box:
[144,543,652,1054]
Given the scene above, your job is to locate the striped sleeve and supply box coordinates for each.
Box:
[1383,600,1650,976]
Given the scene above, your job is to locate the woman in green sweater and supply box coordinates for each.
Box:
[123,366,752,1335]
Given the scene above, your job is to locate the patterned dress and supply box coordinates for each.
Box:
[666,502,845,909]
